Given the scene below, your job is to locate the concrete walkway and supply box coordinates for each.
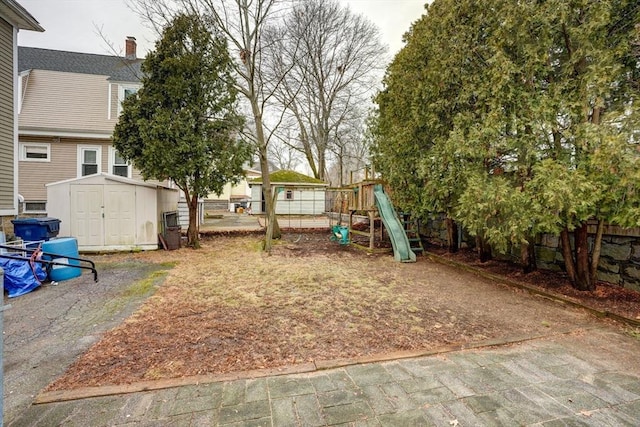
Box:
[200,213,331,232]
[200,213,263,232]
[8,327,640,426]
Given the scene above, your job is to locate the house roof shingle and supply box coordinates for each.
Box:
[18,46,143,82]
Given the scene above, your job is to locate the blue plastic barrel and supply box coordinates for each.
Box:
[42,237,81,281]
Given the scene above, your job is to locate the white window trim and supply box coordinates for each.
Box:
[108,146,132,178]
[107,83,112,120]
[19,142,50,162]
[23,200,47,214]
[117,84,141,115]
[18,70,30,114]
[77,145,102,177]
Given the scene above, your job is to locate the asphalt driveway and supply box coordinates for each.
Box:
[3,259,169,424]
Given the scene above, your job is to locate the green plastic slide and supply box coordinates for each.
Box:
[373,184,416,263]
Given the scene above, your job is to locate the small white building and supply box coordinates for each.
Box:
[205,168,261,211]
[46,173,179,251]
[250,170,328,215]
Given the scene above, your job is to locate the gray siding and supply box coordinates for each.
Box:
[0,17,15,211]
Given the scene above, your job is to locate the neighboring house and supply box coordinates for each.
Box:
[205,167,261,211]
[17,37,145,214]
[0,0,43,232]
[250,170,328,215]
[205,161,277,211]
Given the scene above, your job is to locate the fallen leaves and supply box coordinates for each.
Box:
[44,233,636,391]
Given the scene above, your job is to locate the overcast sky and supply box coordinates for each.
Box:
[17,0,426,59]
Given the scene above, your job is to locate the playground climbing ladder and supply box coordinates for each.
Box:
[400,212,424,255]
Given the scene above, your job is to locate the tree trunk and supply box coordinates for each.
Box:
[318,148,326,182]
[589,219,605,286]
[560,228,577,283]
[187,194,199,248]
[264,186,280,253]
[338,147,344,187]
[520,237,537,273]
[254,111,280,251]
[573,223,594,291]
[476,235,492,262]
[445,217,458,253]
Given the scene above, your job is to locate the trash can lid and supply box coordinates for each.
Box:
[37,217,61,223]
[11,217,60,224]
[11,218,41,224]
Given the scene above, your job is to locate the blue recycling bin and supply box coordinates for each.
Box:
[11,217,61,244]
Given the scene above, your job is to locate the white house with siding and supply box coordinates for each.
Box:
[206,167,261,211]
[16,39,154,214]
[0,0,42,232]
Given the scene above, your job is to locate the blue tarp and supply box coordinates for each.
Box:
[1,257,46,298]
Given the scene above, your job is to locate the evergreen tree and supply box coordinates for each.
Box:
[373,0,640,289]
[113,14,251,247]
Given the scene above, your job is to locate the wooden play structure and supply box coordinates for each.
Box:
[331,171,423,262]
[345,179,386,252]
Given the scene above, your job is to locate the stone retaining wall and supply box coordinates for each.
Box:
[421,216,640,292]
[536,233,640,291]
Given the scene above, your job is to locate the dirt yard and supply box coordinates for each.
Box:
[46,232,639,391]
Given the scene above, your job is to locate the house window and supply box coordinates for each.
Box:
[118,84,140,114]
[20,143,50,162]
[285,190,294,200]
[124,88,137,99]
[24,201,46,213]
[77,146,102,177]
[108,147,131,178]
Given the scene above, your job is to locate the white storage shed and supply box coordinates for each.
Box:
[249,170,328,215]
[46,173,179,251]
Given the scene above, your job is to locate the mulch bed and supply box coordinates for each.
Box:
[427,244,640,322]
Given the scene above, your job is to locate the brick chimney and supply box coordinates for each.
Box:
[125,36,137,60]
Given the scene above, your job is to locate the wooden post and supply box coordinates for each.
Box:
[349,210,354,243]
[369,211,375,250]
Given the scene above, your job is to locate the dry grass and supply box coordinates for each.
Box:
[48,233,597,390]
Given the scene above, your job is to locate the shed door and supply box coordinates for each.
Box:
[104,186,136,245]
[70,185,104,247]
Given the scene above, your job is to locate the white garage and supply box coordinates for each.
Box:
[249,170,328,215]
[46,173,179,251]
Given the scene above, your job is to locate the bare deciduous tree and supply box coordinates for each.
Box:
[264,0,386,182]
[268,133,303,171]
[128,0,294,250]
[326,109,370,186]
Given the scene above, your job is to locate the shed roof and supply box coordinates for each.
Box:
[45,173,176,190]
[18,46,143,82]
